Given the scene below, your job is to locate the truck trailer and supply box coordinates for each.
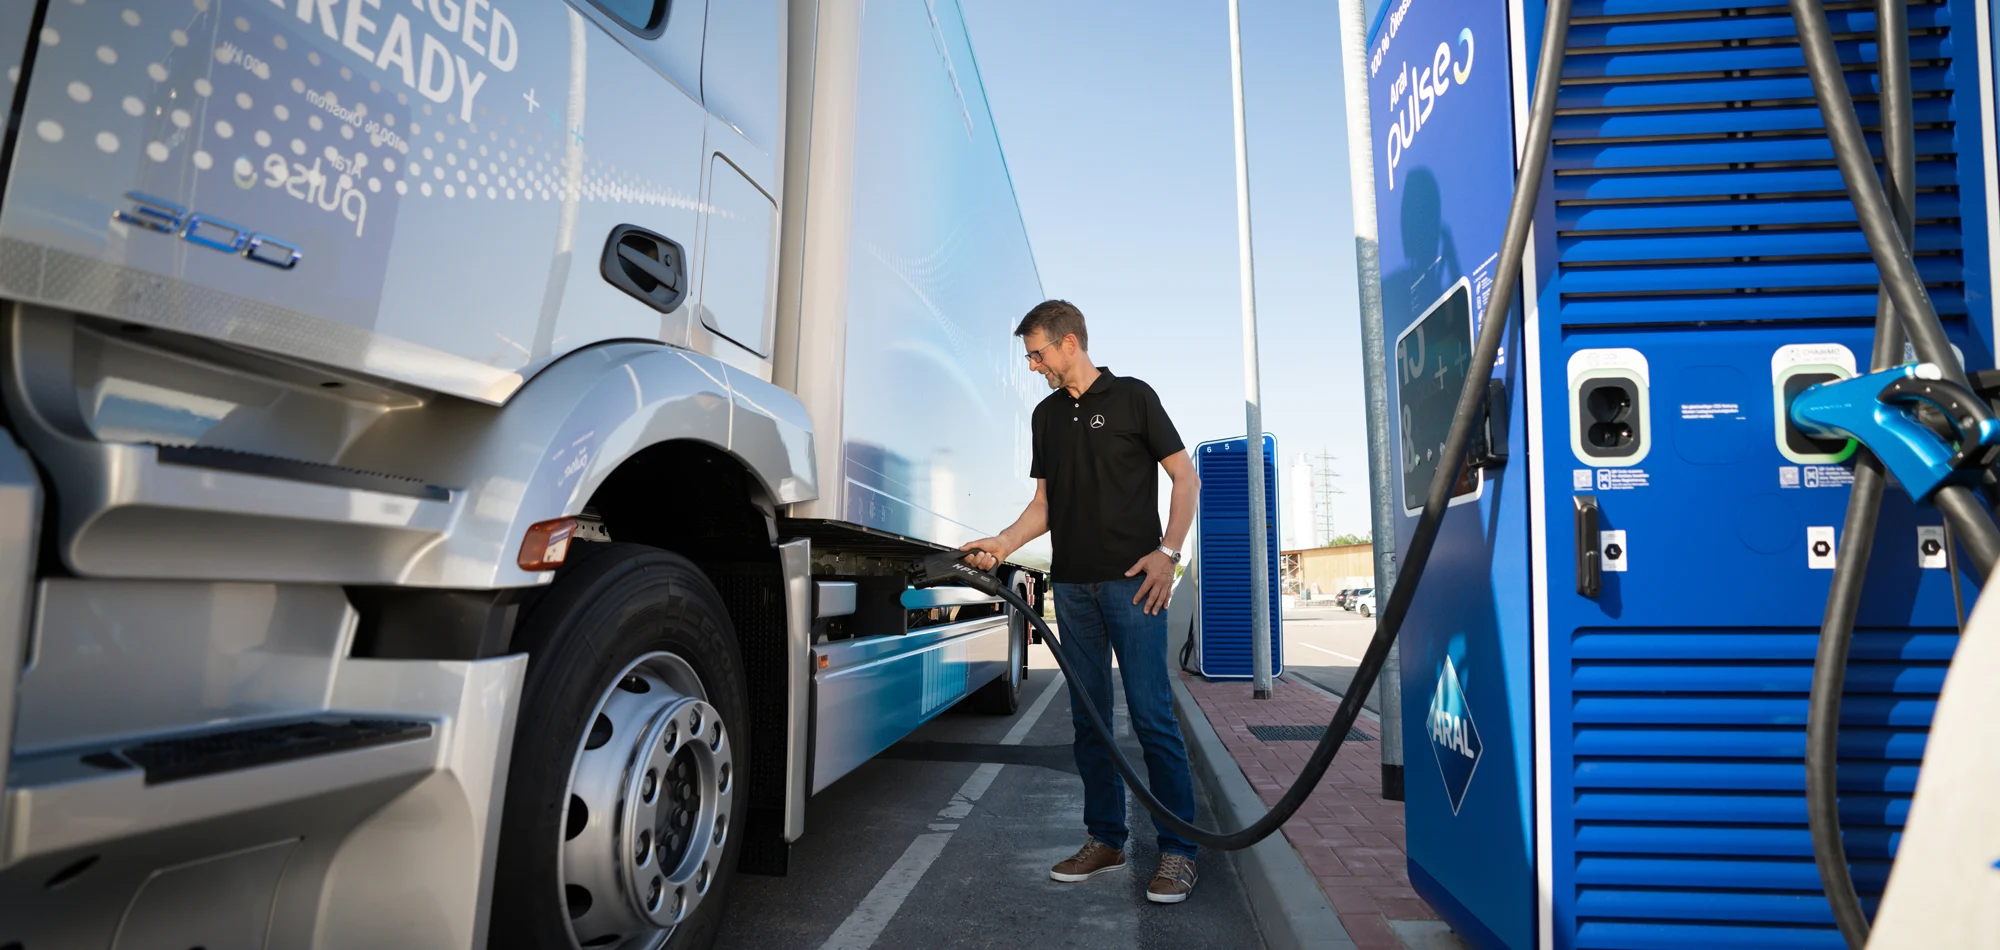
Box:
[0,0,1048,947]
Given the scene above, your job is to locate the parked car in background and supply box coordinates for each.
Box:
[1357,590,1378,617]
[1348,587,1374,612]
[1335,588,1354,609]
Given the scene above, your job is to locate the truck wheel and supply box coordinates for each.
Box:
[969,602,1027,715]
[492,543,748,950]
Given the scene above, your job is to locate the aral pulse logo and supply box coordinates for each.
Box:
[1427,656,1482,814]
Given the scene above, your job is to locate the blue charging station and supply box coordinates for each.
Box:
[1371,1,1992,947]
[1194,435,1283,680]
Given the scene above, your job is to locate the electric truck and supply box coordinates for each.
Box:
[0,0,1048,947]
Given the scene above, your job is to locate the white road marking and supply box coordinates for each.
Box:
[818,671,1067,950]
[816,832,954,950]
[937,762,1003,819]
[1294,640,1366,664]
[1002,672,1067,745]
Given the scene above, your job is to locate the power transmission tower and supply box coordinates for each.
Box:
[1314,450,1342,547]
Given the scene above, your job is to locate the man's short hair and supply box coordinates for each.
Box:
[1016,299,1088,352]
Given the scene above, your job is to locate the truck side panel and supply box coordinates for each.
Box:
[0,0,709,404]
[814,0,1048,565]
[0,7,34,119]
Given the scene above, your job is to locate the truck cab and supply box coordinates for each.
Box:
[0,1,1045,947]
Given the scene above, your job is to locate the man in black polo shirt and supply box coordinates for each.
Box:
[961,299,1203,904]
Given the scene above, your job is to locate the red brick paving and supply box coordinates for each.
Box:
[1182,673,1436,950]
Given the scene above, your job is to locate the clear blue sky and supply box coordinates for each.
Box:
[960,0,1375,544]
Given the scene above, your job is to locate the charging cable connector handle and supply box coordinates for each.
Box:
[914,550,1010,597]
[1790,362,2000,502]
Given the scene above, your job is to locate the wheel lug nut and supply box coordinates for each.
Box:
[647,876,663,911]
[642,769,658,803]
[664,721,678,753]
[689,708,703,733]
[636,829,651,865]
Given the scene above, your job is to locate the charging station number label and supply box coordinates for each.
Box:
[1918,526,1947,569]
[1601,530,1627,572]
[1808,526,1838,569]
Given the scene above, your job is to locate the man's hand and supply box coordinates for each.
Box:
[1125,549,1175,615]
[960,537,1009,573]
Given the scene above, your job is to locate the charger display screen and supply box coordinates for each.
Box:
[1397,281,1481,512]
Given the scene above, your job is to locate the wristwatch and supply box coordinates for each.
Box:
[1157,545,1181,565]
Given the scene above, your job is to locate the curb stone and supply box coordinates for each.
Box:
[1173,673,1356,950]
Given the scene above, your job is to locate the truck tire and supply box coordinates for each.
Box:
[968,602,1028,715]
[491,543,748,950]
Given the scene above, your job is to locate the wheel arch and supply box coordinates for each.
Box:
[348,342,816,589]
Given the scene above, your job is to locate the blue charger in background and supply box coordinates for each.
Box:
[1193,434,1283,681]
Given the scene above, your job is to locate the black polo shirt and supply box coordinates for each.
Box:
[1030,367,1185,583]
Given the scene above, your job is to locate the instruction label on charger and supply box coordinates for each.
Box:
[1808,526,1838,569]
[1918,525,1947,569]
[1594,468,1650,491]
[1779,465,1854,489]
[1679,402,1742,420]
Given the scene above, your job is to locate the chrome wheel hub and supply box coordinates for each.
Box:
[561,652,732,949]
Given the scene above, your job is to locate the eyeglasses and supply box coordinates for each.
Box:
[1025,340,1060,365]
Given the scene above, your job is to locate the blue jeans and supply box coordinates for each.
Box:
[1053,578,1199,859]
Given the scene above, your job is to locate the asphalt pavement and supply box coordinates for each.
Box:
[716,644,1267,950]
[1278,605,1382,716]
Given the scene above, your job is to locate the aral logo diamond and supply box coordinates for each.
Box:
[1428,656,1483,815]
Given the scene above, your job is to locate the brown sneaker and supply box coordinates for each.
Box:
[1049,839,1126,882]
[1146,853,1198,904]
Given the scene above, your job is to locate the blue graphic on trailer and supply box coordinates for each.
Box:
[1426,656,1482,815]
[1193,435,1282,680]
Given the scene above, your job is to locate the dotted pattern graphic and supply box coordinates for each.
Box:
[13,0,712,218]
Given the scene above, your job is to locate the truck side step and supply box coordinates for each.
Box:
[154,444,453,502]
[4,713,441,865]
[116,717,433,785]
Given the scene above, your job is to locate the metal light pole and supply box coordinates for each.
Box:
[1337,0,1404,798]
[1227,0,1273,701]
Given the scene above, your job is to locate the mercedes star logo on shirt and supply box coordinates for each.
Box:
[1090,414,1106,428]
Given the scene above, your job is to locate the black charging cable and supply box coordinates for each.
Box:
[1790,0,2000,944]
[1797,1,1912,944]
[910,0,1574,852]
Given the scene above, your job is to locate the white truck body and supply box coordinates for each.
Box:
[0,0,1046,946]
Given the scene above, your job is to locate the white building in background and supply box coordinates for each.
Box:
[1285,453,1318,550]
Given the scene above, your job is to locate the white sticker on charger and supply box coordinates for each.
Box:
[1808,526,1838,569]
[1601,530,1628,572]
[1918,525,1947,569]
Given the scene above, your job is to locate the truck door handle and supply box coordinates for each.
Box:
[618,242,680,289]
[600,225,688,312]
[1575,494,1601,597]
